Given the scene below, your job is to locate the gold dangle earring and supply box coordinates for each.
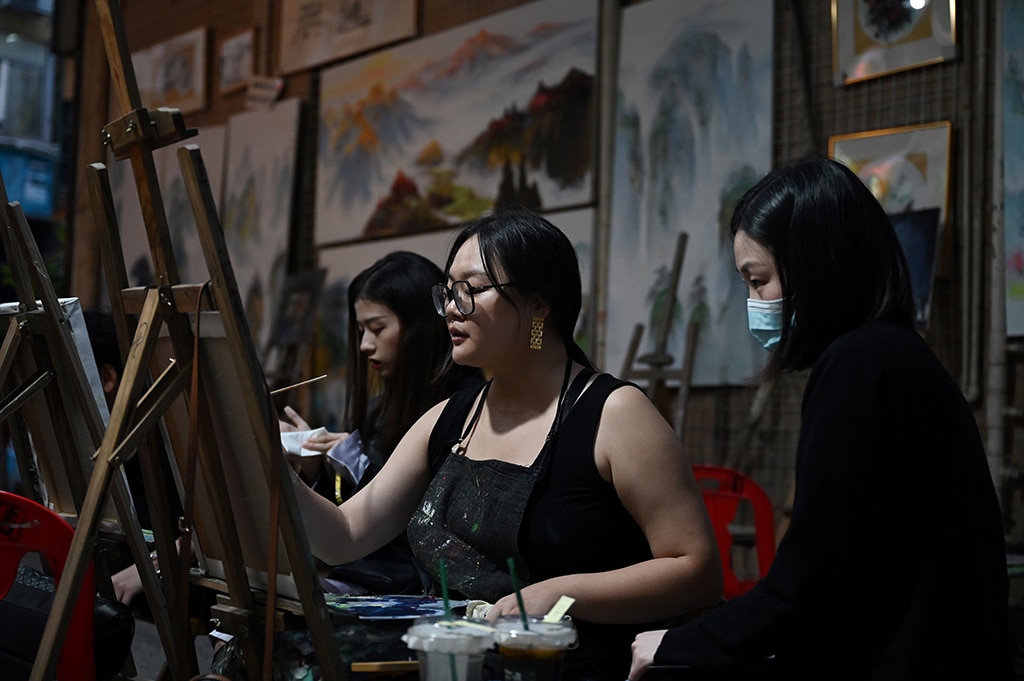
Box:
[530,316,544,350]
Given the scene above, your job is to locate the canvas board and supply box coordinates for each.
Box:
[314,0,597,245]
[221,98,302,355]
[108,125,227,290]
[605,0,774,386]
[0,297,124,525]
[278,0,416,75]
[1004,0,1024,335]
[153,313,299,599]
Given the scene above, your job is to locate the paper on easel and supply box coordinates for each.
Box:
[280,427,329,457]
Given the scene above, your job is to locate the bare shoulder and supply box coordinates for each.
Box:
[593,380,685,474]
[599,381,670,428]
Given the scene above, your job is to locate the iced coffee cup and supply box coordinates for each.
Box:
[402,616,495,681]
[493,616,577,681]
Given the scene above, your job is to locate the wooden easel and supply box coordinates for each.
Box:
[23,1,348,680]
[619,232,700,436]
[0,169,167,680]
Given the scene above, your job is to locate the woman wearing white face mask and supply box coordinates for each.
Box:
[629,157,1011,680]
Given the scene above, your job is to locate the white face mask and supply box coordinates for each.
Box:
[746,298,784,350]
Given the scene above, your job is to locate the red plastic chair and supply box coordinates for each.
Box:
[692,465,776,600]
[0,490,96,681]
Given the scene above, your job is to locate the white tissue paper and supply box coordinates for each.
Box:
[280,427,329,457]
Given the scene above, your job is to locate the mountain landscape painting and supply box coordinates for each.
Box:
[314,0,597,245]
[605,0,773,386]
[1005,0,1024,334]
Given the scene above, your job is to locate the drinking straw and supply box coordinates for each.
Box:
[438,558,453,620]
[438,559,460,681]
[506,557,530,630]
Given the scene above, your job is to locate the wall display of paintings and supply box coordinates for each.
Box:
[278,0,416,75]
[605,0,774,387]
[217,27,254,95]
[108,125,227,290]
[1005,0,1024,335]
[308,207,594,428]
[132,27,207,114]
[889,207,941,329]
[832,0,957,85]
[314,0,597,246]
[828,121,952,250]
[221,98,303,354]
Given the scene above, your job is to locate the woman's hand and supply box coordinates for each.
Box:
[111,563,145,604]
[280,405,311,432]
[485,579,567,622]
[280,406,349,480]
[629,630,667,680]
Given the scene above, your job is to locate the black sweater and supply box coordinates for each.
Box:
[655,322,1012,679]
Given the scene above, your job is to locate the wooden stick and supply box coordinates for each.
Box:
[269,374,328,395]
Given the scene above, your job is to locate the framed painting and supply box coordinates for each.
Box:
[313,0,597,245]
[606,0,774,387]
[278,0,416,75]
[828,121,952,230]
[1005,0,1024,335]
[217,27,254,95]
[133,27,208,114]
[832,0,957,85]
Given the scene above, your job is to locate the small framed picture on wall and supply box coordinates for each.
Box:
[832,0,957,85]
[217,27,255,95]
[134,26,208,114]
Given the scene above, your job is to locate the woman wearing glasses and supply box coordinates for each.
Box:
[292,209,722,681]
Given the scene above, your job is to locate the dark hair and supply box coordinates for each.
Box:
[730,156,914,379]
[344,251,475,458]
[444,208,595,370]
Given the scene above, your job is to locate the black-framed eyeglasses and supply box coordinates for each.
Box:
[431,280,516,317]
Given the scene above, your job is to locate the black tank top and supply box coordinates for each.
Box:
[418,372,658,681]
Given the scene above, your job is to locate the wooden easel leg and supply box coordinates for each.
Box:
[28,290,197,681]
[178,145,347,681]
[87,161,197,678]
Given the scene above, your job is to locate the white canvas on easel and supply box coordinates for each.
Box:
[0,298,124,525]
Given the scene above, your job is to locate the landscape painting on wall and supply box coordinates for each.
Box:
[606,0,774,386]
[220,98,302,355]
[278,0,416,75]
[314,0,597,245]
[1005,0,1024,335]
[108,100,297,359]
[108,125,226,290]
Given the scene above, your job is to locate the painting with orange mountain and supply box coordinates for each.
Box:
[314,0,597,245]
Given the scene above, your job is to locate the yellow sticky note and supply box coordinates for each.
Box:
[542,595,575,623]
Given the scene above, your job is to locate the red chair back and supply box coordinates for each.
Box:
[0,491,96,681]
[692,465,776,599]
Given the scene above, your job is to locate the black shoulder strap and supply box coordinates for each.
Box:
[427,382,488,474]
[557,367,596,425]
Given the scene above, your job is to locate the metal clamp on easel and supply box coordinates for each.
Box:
[102,107,198,160]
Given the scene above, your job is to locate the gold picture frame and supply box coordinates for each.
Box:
[832,0,957,85]
[829,121,953,272]
[217,27,255,95]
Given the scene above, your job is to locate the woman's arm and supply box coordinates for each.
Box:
[488,385,723,623]
[290,400,446,565]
